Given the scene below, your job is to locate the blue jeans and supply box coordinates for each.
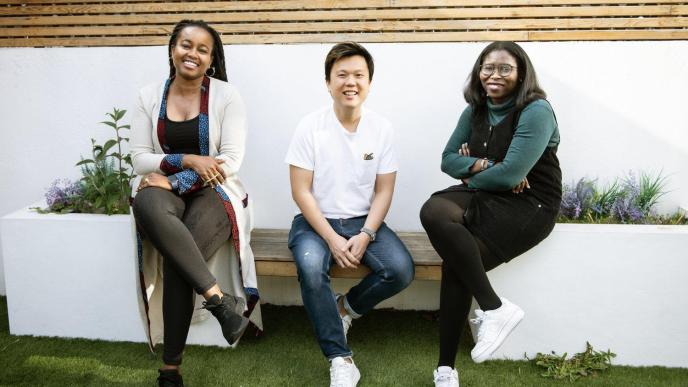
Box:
[288,214,415,359]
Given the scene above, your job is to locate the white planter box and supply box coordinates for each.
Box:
[1,204,146,342]
[471,223,688,368]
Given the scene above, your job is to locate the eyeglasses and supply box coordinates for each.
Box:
[480,63,517,77]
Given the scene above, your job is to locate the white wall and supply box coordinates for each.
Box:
[1,41,687,295]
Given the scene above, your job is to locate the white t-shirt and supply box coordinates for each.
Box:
[285,105,398,219]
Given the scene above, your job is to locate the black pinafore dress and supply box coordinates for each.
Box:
[434,101,562,262]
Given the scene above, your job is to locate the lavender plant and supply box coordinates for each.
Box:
[559,171,681,224]
[35,178,84,214]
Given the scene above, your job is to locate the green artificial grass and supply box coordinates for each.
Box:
[1,296,686,386]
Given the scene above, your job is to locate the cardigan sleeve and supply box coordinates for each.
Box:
[215,85,248,177]
[468,100,557,190]
[130,87,165,175]
[441,106,480,179]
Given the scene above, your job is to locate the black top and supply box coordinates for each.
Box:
[165,115,200,155]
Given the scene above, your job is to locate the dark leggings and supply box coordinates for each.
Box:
[419,191,503,368]
[133,186,231,366]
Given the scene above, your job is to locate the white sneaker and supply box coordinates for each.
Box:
[329,357,360,387]
[433,366,459,387]
[470,297,524,363]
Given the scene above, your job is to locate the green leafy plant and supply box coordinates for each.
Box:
[559,171,685,225]
[36,108,134,215]
[76,108,134,214]
[531,342,616,381]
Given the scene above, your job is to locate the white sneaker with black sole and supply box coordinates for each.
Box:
[329,357,360,387]
[470,297,524,363]
[433,366,459,387]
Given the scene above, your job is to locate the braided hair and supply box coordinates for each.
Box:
[168,20,228,82]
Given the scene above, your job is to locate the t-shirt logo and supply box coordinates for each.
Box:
[363,153,374,161]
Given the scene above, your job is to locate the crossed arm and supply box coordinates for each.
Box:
[289,165,396,269]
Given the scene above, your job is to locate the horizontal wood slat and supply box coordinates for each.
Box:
[6,0,687,7]
[3,17,687,38]
[3,0,688,16]
[3,6,685,27]
[4,30,687,47]
[2,1,686,46]
[251,229,441,280]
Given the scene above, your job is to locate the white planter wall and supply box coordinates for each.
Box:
[0,205,146,342]
[472,223,688,368]
[1,41,687,295]
[3,206,685,367]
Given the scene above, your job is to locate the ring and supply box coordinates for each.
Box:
[145,178,150,184]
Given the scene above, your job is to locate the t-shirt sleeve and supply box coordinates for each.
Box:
[377,121,398,174]
[284,117,315,171]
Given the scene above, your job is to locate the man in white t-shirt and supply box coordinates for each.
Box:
[285,42,414,387]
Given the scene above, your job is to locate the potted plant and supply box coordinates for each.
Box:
[0,109,146,343]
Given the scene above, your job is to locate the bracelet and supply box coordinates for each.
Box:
[480,159,487,171]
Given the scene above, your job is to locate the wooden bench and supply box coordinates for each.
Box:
[251,228,441,280]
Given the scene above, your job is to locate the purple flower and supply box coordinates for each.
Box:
[560,178,595,219]
[45,178,83,208]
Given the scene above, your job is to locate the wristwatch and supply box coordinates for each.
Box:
[167,175,179,192]
[360,227,376,242]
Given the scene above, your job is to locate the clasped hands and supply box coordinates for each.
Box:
[137,155,226,192]
[458,142,529,194]
[327,233,370,270]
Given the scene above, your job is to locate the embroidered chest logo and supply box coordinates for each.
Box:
[363,153,374,161]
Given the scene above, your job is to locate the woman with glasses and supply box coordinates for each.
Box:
[420,41,561,387]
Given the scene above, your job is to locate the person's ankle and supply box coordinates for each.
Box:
[337,294,350,318]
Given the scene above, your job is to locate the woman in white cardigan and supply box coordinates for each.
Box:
[130,20,260,387]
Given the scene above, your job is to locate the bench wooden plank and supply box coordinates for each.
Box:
[251,228,441,281]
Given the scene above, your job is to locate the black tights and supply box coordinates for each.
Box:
[420,191,503,368]
[133,187,231,366]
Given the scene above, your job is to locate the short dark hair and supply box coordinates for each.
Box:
[324,42,374,82]
[464,41,546,112]
[168,20,228,82]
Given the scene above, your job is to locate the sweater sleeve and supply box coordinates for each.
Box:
[441,106,480,179]
[215,85,248,177]
[468,100,556,190]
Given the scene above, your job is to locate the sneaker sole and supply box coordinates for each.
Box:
[228,316,250,349]
[471,308,524,363]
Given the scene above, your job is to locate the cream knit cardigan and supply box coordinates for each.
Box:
[130,77,262,348]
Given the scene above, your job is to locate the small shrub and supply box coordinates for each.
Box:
[532,342,616,381]
[36,108,134,215]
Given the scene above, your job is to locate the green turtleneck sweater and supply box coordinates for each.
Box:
[441,98,560,191]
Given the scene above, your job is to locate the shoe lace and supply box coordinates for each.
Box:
[434,370,456,386]
[470,310,488,340]
[330,362,351,387]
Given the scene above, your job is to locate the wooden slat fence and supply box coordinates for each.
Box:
[1,0,687,47]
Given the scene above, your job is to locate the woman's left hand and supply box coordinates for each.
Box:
[137,172,172,192]
[512,177,530,194]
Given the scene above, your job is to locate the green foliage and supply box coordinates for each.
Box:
[36,108,134,215]
[636,171,668,213]
[559,170,685,225]
[76,108,134,215]
[532,342,616,381]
